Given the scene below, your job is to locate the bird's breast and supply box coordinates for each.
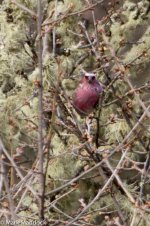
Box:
[73,84,99,112]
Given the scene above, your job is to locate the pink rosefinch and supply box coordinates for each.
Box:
[72,72,103,116]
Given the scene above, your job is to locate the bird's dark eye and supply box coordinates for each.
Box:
[91,76,95,80]
[85,76,88,79]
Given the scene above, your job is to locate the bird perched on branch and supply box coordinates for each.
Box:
[72,72,103,116]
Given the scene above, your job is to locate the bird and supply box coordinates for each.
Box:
[72,72,103,116]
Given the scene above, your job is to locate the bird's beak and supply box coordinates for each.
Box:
[88,77,93,83]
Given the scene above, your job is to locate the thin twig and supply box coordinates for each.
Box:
[37,0,45,220]
[11,0,37,18]
[111,194,127,225]
[0,139,39,200]
[3,161,16,221]
[66,148,129,226]
[52,0,58,56]
[139,144,150,200]
[46,161,103,196]
[105,158,135,204]
[101,29,150,118]
[15,175,34,213]
[114,105,150,152]
[42,0,104,27]
[79,21,99,58]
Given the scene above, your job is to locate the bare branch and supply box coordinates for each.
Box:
[0,139,39,200]
[46,161,103,196]
[11,0,37,18]
[66,148,129,226]
[37,0,45,220]
[42,0,105,27]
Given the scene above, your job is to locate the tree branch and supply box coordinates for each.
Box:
[37,0,45,220]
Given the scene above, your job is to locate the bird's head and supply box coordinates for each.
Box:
[83,72,96,84]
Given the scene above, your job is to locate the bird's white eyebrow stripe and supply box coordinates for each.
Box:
[85,73,96,77]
